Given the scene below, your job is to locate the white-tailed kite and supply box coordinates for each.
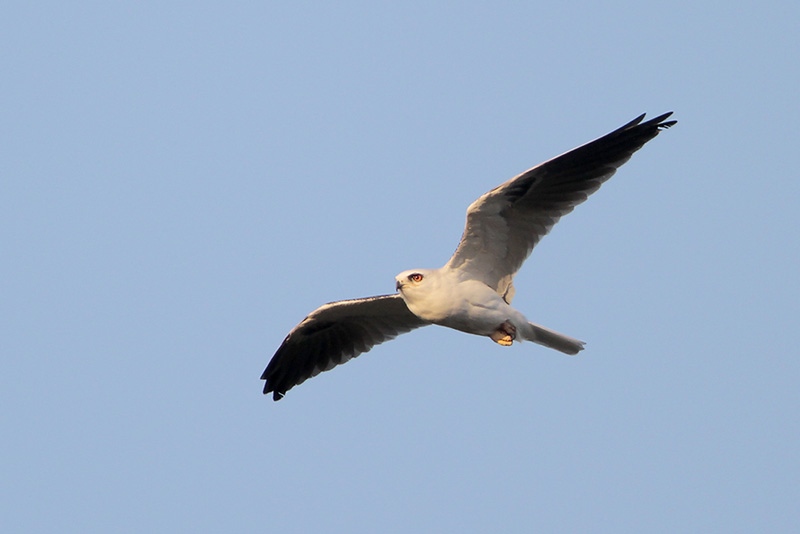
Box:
[262,112,676,400]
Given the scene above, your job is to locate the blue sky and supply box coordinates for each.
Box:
[3,2,799,532]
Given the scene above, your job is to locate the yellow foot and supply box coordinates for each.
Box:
[490,321,516,346]
[495,336,513,346]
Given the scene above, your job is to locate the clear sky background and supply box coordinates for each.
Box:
[3,2,799,533]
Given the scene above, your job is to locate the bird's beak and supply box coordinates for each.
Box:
[395,281,403,292]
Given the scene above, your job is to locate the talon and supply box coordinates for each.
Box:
[490,321,516,346]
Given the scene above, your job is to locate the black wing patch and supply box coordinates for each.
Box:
[261,294,428,400]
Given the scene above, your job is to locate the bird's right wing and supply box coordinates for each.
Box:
[261,294,429,400]
[445,113,676,299]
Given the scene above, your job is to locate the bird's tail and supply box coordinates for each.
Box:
[524,322,585,355]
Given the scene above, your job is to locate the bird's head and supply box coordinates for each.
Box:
[395,268,453,321]
[395,269,438,296]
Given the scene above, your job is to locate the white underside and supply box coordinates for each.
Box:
[396,267,585,354]
[398,271,532,339]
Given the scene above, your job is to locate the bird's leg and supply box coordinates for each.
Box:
[490,320,516,346]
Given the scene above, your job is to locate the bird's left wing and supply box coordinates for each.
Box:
[444,112,676,299]
[262,294,429,400]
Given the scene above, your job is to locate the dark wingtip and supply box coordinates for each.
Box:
[619,112,676,133]
[261,380,285,401]
[621,113,647,129]
[261,376,286,400]
[644,111,677,130]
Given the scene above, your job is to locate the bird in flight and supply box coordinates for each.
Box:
[262,112,676,400]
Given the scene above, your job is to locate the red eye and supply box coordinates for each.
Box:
[409,273,424,283]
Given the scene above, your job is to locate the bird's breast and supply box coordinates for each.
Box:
[401,278,513,335]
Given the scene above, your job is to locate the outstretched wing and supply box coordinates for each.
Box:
[445,112,676,298]
[262,294,429,400]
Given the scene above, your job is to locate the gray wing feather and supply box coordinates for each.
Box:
[261,294,429,400]
[445,112,676,297]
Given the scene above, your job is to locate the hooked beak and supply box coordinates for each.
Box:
[395,280,404,292]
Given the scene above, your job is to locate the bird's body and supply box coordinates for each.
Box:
[262,112,676,400]
[396,268,522,336]
[395,267,584,352]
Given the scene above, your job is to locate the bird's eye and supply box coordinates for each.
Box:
[409,273,424,283]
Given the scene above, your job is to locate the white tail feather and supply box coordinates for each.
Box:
[524,322,585,355]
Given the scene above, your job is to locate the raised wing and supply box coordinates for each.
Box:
[445,112,676,298]
[261,294,429,400]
